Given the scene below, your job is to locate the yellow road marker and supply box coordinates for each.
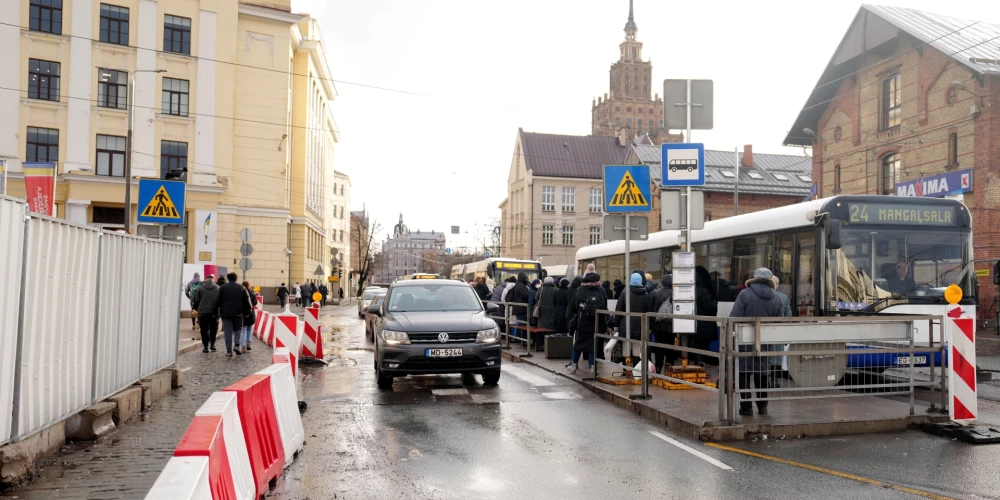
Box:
[705,442,954,500]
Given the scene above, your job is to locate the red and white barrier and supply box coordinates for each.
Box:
[253,309,265,338]
[223,375,284,498]
[257,360,305,466]
[948,308,977,423]
[273,312,301,376]
[145,456,210,499]
[194,392,255,499]
[262,313,276,347]
[302,303,324,359]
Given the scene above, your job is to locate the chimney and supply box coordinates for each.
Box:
[617,127,630,147]
[742,144,753,168]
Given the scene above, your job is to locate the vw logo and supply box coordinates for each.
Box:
[438,332,449,343]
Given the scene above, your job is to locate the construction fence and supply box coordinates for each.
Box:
[0,195,183,445]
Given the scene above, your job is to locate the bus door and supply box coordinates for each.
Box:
[773,231,817,317]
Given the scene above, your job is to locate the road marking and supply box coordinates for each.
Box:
[180,367,192,373]
[542,391,580,400]
[705,443,954,500]
[431,388,469,396]
[503,365,556,387]
[649,431,733,470]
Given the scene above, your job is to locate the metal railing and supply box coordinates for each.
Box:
[577,303,947,425]
[0,195,183,444]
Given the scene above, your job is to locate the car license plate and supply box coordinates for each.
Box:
[896,356,927,365]
[427,348,462,358]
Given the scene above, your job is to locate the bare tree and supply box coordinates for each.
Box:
[352,217,381,297]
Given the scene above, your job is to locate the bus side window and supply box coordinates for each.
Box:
[797,232,816,316]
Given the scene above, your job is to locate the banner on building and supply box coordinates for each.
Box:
[22,162,55,215]
[895,169,972,198]
[194,209,218,263]
[0,159,6,196]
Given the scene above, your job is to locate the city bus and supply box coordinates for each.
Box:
[398,273,441,281]
[450,258,546,284]
[576,195,975,368]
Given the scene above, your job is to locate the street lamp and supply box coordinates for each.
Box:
[119,68,166,232]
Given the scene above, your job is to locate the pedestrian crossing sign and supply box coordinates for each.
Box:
[137,179,186,224]
[604,165,651,213]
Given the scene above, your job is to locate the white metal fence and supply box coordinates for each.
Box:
[0,196,184,444]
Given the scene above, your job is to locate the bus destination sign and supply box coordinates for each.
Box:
[496,262,540,270]
[847,203,955,226]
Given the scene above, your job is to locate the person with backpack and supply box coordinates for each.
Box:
[731,267,784,416]
[192,274,220,352]
[566,264,607,373]
[650,273,674,373]
[185,273,202,330]
[241,281,257,351]
[614,271,652,369]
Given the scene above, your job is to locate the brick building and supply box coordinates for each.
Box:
[625,144,813,231]
[381,213,446,279]
[590,1,682,145]
[784,5,1000,318]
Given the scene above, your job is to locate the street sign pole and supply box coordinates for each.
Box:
[684,79,693,253]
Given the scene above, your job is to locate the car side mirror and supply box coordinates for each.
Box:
[826,219,842,250]
[367,304,382,315]
[486,303,500,313]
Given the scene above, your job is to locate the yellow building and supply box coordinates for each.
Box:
[0,0,343,288]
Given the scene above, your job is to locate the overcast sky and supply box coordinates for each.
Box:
[293,0,1000,251]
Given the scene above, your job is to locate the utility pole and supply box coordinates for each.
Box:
[121,68,166,233]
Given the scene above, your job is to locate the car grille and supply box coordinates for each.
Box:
[400,355,487,371]
[408,332,478,343]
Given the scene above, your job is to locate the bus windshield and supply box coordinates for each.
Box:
[833,227,972,306]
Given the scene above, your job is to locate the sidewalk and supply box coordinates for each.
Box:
[0,327,276,499]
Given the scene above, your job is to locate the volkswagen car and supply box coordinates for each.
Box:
[358,286,387,318]
[368,279,501,388]
[364,295,385,341]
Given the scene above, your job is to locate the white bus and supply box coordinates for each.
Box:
[450,258,545,284]
[397,273,441,281]
[575,195,975,366]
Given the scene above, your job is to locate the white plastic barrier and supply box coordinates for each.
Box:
[92,231,145,401]
[144,456,211,500]
[0,196,25,446]
[257,360,304,466]
[195,392,255,500]
[140,240,184,377]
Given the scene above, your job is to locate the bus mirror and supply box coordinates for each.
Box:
[826,219,843,250]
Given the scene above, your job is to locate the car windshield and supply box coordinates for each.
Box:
[363,289,386,300]
[372,296,384,306]
[832,227,972,307]
[387,284,483,312]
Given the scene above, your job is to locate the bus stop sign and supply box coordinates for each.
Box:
[661,143,705,187]
[603,165,651,213]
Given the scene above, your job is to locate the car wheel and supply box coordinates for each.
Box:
[482,369,501,386]
[377,367,394,389]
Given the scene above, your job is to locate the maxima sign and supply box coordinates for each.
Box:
[896,169,972,198]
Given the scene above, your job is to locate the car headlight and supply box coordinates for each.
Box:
[476,326,500,344]
[381,330,411,345]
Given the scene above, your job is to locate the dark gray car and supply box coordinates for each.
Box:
[368,279,501,388]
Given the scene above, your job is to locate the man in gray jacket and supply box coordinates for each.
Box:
[731,268,784,416]
[192,274,221,353]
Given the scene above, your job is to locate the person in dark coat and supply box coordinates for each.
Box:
[603,280,613,299]
[536,277,558,335]
[731,267,784,416]
[550,278,571,334]
[192,275,220,352]
[614,272,652,367]
[509,273,531,339]
[474,277,491,301]
[217,272,251,356]
[645,273,655,293]
[612,279,625,300]
[693,266,719,362]
[527,278,541,328]
[318,283,329,306]
[241,281,257,351]
[567,264,607,372]
[649,273,675,373]
[276,283,289,308]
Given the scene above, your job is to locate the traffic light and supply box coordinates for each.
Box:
[338,267,343,280]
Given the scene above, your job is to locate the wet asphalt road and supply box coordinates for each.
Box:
[270,302,999,500]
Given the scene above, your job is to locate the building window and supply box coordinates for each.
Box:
[92,206,124,225]
[542,225,553,245]
[340,230,344,242]
[29,0,62,34]
[99,4,129,45]
[562,187,575,212]
[97,69,127,109]
[163,15,191,55]
[637,119,643,126]
[615,117,621,125]
[881,73,901,129]
[948,133,958,165]
[28,59,60,102]
[881,153,900,195]
[96,135,126,177]
[834,163,841,192]
[160,140,187,179]
[589,226,601,245]
[26,127,58,163]
[561,226,574,246]
[162,77,189,116]
[834,126,842,142]
[946,87,957,106]
[626,117,632,127]
[541,186,555,212]
[589,187,602,213]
